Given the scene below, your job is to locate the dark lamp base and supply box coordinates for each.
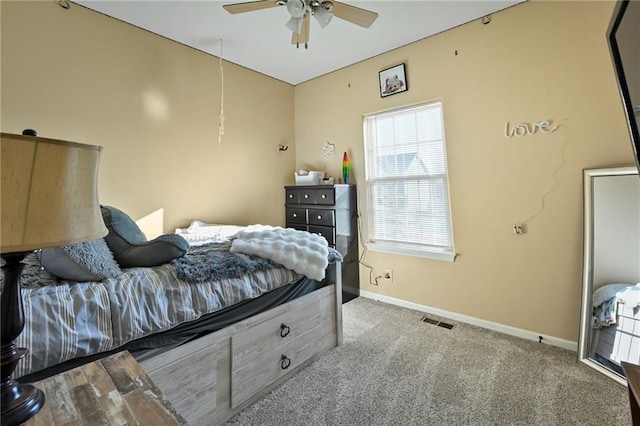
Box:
[1,381,45,425]
[1,252,46,425]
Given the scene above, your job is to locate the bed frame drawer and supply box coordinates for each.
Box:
[231,298,321,369]
[141,342,218,425]
[139,272,342,426]
[231,325,321,408]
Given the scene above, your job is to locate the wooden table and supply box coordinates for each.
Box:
[24,351,187,426]
[621,361,640,426]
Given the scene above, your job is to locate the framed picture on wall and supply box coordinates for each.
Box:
[379,63,408,97]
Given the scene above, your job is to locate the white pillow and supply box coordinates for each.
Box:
[592,283,640,307]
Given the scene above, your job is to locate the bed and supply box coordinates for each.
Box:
[9,206,344,425]
[591,283,640,372]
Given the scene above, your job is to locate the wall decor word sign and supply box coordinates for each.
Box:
[505,120,559,138]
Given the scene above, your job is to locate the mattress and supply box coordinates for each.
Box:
[16,262,301,379]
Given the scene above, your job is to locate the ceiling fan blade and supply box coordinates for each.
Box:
[223,0,279,14]
[291,13,310,47]
[331,1,378,28]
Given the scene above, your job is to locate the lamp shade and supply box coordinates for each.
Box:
[0,133,107,253]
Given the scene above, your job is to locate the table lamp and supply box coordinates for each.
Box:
[0,132,107,425]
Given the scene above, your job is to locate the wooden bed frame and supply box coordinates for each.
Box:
[137,262,343,425]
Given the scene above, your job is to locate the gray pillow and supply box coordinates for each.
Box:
[40,238,122,282]
[101,205,189,268]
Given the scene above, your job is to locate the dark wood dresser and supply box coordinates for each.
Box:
[621,362,640,425]
[285,184,358,299]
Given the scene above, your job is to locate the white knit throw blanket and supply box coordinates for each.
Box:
[230,225,329,281]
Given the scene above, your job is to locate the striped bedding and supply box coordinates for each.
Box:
[16,263,301,378]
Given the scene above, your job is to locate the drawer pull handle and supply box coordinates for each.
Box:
[317,215,322,220]
[321,194,327,199]
[289,194,293,198]
[280,323,291,338]
[281,354,291,370]
[304,194,310,199]
[292,213,298,218]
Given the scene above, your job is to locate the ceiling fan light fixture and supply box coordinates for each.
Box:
[286,0,306,18]
[313,3,333,28]
[285,16,304,33]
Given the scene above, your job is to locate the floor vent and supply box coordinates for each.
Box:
[420,316,455,330]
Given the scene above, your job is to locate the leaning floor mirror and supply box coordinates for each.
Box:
[578,165,640,386]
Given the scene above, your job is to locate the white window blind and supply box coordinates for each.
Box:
[363,101,454,258]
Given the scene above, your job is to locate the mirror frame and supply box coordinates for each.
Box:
[578,165,639,386]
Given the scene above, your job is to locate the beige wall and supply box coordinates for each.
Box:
[294,0,636,342]
[1,1,295,231]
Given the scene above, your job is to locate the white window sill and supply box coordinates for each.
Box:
[365,242,457,262]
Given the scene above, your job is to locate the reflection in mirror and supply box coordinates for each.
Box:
[578,166,640,386]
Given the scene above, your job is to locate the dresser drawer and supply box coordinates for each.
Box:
[308,208,335,227]
[231,326,321,408]
[231,299,321,370]
[311,188,335,205]
[285,188,300,205]
[296,188,335,205]
[308,225,335,245]
[286,207,306,224]
[287,223,307,232]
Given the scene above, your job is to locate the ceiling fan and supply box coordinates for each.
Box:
[223,0,379,49]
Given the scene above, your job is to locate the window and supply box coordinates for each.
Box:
[363,101,455,261]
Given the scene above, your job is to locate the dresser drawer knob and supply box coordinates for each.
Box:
[304,194,310,199]
[280,323,291,338]
[281,354,291,370]
[289,194,293,198]
[292,213,298,218]
[321,194,327,199]
[317,215,322,220]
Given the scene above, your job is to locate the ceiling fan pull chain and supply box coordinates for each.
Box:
[218,38,225,146]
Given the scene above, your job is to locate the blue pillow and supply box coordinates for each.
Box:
[101,205,189,268]
[41,238,122,282]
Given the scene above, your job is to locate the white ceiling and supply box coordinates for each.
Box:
[74,0,525,85]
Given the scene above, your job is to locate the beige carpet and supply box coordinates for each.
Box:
[226,297,630,425]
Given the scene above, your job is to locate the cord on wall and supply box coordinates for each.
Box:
[520,132,569,227]
[217,39,225,146]
[356,211,382,286]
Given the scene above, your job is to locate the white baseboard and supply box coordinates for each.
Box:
[358,290,577,352]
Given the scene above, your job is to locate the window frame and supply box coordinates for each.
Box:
[362,100,456,262]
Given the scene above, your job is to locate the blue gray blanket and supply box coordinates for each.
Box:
[172,241,341,283]
[172,241,275,282]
